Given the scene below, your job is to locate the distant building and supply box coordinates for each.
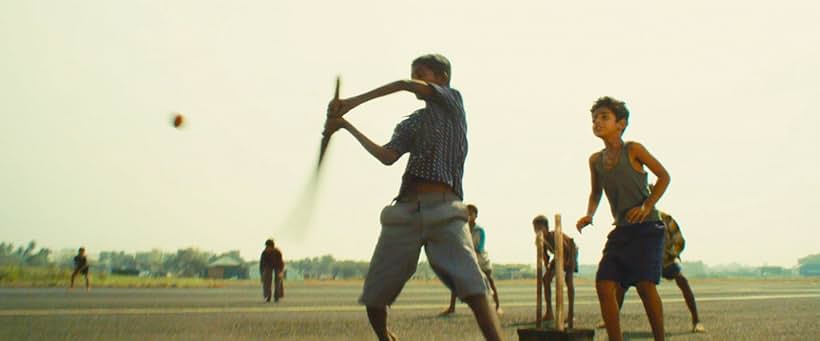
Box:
[799,263,820,277]
[206,256,248,279]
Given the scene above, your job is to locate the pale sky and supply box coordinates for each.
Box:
[2,1,818,267]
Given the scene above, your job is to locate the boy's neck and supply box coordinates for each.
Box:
[602,136,624,151]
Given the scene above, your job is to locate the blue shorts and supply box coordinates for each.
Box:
[662,263,682,280]
[596,221,665,287]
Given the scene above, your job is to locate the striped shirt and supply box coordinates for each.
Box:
[384,83,468,199]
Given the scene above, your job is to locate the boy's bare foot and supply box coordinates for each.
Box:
[692,322,706,333]
[596,320,606,329]
[495,307,504,316]
[438,307,455,316]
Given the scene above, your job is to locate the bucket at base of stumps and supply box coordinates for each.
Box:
[517,328,596,341]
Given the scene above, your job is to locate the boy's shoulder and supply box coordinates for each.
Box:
[588,151,602,164]
[426,83,464,112]
[625,140,648,152]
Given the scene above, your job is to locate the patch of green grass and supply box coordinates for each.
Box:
[0,266,261,288]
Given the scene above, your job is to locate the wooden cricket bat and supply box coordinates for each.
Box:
[317,76,341,171]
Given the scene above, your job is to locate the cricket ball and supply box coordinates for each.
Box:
[172,113,184,128]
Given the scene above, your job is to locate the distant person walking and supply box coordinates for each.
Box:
[260,239,285,303]
[70,247,90,291]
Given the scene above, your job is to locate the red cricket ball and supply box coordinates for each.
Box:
[173,114,184,128]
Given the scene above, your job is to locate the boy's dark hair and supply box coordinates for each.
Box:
[265,239,274,247]
[78,247,85,253]
[591,96,630,133]
[466,204,478,216]
[532,215,549,228]
[412,54,451,84]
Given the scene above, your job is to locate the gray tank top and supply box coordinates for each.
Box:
[594,142,660,226]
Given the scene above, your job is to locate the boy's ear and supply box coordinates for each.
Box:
[438,73,450,85]
[617,119,627,131]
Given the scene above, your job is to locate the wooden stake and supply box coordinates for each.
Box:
[555,214,565,331]
[536,229,544,328]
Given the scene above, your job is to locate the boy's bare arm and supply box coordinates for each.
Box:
[328,80,434,117]
[325,117,400,165]
[577,153,603,232]
[626,142,671,223]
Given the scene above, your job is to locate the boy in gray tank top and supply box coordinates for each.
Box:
[576,96,671,341]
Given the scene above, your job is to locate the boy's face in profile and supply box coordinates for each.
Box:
[592,107,625,138]
[411,64,448,87]
[468,210,477,225]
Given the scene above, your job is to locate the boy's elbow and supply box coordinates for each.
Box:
[379,149,400,165]
[661,172,671,184]
[401,79,433,98]
[380,154,398,165]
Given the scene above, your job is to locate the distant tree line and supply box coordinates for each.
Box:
[2,241,818,279]
[0,241,52,267]
[286,257,541,280]
[287,255,370,279]
[1,241,245,278]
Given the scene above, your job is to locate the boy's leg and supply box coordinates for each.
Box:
[484,270,501,312]
[70,269,78,289]
[543,269,555,320]
[463,294,503,341]
[596,280,623,341]
[566,271,575,328]
[439,292,457,315]
[674,273,702,327]
[598,284,626,328]
[616,285,627,309]
[635,281,665,341]
[84,273,90,291]
[262,269,272,301]
[360,202,424,340]
[422,201,501,340]
[366,306,396,341]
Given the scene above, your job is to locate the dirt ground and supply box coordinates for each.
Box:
[0,278,817,340]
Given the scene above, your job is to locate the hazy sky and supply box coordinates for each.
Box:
[2,1,818,267]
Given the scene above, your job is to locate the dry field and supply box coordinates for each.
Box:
[0,278,817,340]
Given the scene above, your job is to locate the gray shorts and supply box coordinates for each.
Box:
[476,252,492,273]
[359,192,489,307]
